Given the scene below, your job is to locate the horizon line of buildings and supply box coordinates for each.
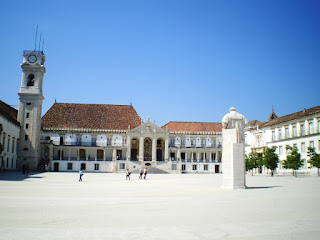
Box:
[0,50,319,174]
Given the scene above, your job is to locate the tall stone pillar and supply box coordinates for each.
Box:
[139,136,144,162]
[126,135,131,161]
[152,137,156,162]
[221,107,248,190]
[164,137,169,162]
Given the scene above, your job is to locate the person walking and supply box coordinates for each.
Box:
[126,169,131,180]
[143,168,147,180]
[139,168,143,179]
[79,170,83,182]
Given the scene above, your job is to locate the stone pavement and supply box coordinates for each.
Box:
[0,172,320,240]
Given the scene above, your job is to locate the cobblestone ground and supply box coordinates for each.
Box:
[0,172,320,240]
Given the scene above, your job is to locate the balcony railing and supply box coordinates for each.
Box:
[169,143,222,149]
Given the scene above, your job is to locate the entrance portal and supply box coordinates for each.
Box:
[215,165,220,173]
[144,138,152,161]
[54,162,59,172]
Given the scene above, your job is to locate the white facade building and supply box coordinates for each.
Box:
[245,107,320,175]
[40,104,223,174]
[0,100,20,170]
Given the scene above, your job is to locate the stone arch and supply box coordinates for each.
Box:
[156,137,165,161]
[131,137,139,161]
[144,137,152,161]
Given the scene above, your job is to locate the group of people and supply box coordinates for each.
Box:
[126,168,147,180]
[78,168,148,182]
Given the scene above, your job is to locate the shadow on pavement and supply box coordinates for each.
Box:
[246,186,282,189]
[0,172,44,181]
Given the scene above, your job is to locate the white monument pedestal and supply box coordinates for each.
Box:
[222,128,246,189]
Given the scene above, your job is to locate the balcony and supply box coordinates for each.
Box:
[169,143,221,149]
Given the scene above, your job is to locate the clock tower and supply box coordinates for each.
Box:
[17,50,46,170]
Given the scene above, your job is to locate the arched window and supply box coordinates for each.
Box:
[27,74,35,86]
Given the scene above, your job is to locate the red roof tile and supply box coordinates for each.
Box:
[161,121,222,133]
[41,103,141,130]
[0,100,19,126]
[246,120,263,128]
[261,106,320,128]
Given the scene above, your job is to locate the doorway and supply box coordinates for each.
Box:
[215,165,220,173]
[54,162,59,172]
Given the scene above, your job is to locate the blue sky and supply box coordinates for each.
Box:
[1,0,319,127]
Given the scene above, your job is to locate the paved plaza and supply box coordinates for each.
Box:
[0,172,320,240]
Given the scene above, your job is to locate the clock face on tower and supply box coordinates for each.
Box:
[28,55,37,63]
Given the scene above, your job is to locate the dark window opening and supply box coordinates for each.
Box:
[27,74,35,86]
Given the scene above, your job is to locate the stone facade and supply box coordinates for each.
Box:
[0,101,20,170]
[245,107,320,175]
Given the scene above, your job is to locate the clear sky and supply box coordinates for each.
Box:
[1,0,319,127]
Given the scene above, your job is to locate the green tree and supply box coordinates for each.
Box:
[307,147,320,176]
[282,146,303,177]
[245,151,260,176]
[263,146,279,176]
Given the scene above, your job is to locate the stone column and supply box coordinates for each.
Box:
[139,136,144,162]
[152,137,156,162]
[164,137,169,162]
[126,135,131,161]
[112,148,116,161]
[222,128,246,189]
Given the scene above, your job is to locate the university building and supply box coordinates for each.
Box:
[245,107,320,174]
[10,50,223,173]
[1,49,319,175]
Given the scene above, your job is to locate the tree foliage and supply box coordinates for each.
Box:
[307,147,320,176]
[245,151,262,175]
[263,146,279,176]
[282,146,303,176]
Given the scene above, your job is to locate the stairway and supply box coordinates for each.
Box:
[131,167,169,174]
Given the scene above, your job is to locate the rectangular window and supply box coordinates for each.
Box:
[301,142,306,152]
[26,124,29,129]
[171,164,177,170]
[286,145,290,154]
[204,165,208,171]
[293,126,297,137]
[301,124,305,136]
[309,122,314,134]
[7,136,10,152]
[272,131,276,141]
[279,146,283,155]
[26,112,29,118]
[318,121,320,133]
[67,163,73,170]
[285,128,289,138]
[278,129,282,139]
[12,137,15,153]
[94,164,99,171]
[192,164,197,170]
[181,152,185,160]
[119,163,125,170]
[2,133,6,150]
[181,164,186,171]
[170,152,175,160]
[310,141,314,148]
[25,135,28,141]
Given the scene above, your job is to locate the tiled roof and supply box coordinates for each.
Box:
[0,100,19,126]
[41,103,141,131]
[161,121,222,133]
[246,120,263,128]
[261,106,320,128]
